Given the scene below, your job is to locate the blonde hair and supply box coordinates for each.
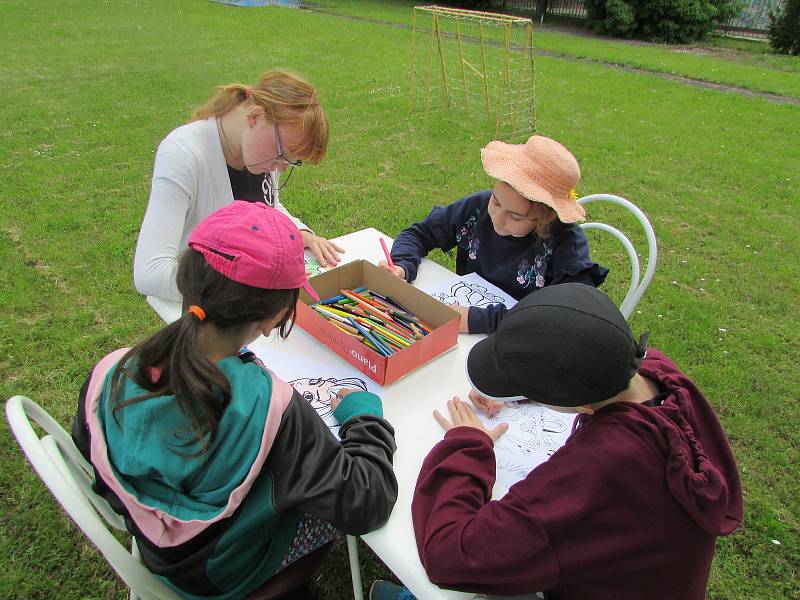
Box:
[527,202,558,239]
[192,69,328,165]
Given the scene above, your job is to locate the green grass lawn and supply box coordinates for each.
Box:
[1,0,798,598]
[312,0,800,98]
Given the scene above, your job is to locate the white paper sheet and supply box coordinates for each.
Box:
[421,272,518,309]
[304,256,331,277]
[477,401,577,489]
[251,344,384,439]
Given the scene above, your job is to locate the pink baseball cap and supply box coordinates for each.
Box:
[188,200,319,301]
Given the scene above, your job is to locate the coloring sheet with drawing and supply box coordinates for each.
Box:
[478,402,577,489]
[304,256,330,277]
[422,272,518,309]
[253,346,384,440]
[422,273,574,487]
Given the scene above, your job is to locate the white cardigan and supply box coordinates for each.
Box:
[133,117,309,301]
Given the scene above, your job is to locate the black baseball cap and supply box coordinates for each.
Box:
[466,283,646,407]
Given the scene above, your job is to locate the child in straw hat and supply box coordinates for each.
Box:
[380,134,608,336]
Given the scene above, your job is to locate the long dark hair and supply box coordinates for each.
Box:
[109,249,299,453]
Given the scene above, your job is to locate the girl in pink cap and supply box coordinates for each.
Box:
[134,69,344,303]
[380,134,607,337]
[74,202,397,600]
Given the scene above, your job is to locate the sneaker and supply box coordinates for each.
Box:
[369,579,417,600]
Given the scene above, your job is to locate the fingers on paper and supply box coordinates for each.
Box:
[490,422,509,442]
[319,238,341,266]
[433,409,453,431]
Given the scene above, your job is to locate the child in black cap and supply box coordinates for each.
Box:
[374,283,742,600]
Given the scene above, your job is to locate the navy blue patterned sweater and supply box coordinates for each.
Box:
[390,190,609,333]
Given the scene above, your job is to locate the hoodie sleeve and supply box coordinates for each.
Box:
[390,206,459,283]
[466,303,507,335]
[390,193,486,283]
[549,224,608,287]
[412,427,561,596]
[266,390,398,535]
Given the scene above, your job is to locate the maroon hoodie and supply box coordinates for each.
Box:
[412,349,742,599]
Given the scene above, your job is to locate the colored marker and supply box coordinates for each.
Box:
[370,330,398,354]
[341,290,394,322]
[364,320,413,347]
[385,295,413,315]
[319,287,368,305]
[347,317,391,357]
[379,238,395,268]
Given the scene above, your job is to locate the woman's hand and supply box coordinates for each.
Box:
[301,230,344,268]
[378,260,406,280]
[468,387,504,417]
[433,396,508,443]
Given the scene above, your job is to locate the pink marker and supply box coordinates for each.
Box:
[380,238,395,269]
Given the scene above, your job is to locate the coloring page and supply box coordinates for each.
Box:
[422,272,518,309]
[479,401,576,488]
[250,346,384,439]
[304,257,330,277]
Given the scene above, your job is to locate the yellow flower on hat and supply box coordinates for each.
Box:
[569,188,578,201]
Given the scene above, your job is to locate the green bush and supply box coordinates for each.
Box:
[585,0,742,42]
[769,0,800,54]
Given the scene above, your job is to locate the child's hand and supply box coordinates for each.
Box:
[434,396,508,443]
[301,230,344,267]
[468,387,504,418]
[452,305,470,333]
[378,260,406,280]
[331,388,359,411]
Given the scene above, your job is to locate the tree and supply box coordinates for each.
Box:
[769,0,800,54]
[584,0,742,42]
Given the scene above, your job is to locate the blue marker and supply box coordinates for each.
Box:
[347,317,391,357]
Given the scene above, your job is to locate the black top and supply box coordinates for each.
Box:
[227,166,275,206]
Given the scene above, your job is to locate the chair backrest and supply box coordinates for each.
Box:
[577,194,657,320]
[5,395,183,600]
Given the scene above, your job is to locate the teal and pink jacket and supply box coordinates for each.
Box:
[73,349,397,599]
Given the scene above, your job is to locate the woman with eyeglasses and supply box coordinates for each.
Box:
[134,69,344,302]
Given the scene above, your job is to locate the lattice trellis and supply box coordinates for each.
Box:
[409,5,536,141]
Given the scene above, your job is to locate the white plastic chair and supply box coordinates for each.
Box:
[5,395,183,600]
[578,194,657,320]
[6,394,366,600]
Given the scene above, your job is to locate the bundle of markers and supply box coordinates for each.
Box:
[311,287,434,357]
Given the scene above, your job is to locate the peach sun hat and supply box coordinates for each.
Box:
[480,134,585,223]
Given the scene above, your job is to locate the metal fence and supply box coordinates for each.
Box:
[480,0,781,39]
[717,0,782,38]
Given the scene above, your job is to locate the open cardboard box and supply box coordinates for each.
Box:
[296,260,460,385]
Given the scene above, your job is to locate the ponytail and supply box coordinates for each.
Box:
[191,83,250,121]
[110,250,299,454]
[191,69,329,164]
[110,314,229,454]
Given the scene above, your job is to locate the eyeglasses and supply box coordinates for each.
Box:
[274,124,302,167]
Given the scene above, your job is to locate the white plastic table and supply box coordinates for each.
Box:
[146,228,507,600]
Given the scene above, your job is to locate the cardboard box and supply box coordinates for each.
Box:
[297,260,460,385]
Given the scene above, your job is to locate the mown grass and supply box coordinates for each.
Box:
[1,0,798,598]
[311,0,800,97]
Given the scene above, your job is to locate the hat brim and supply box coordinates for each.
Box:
[465,335,527,402]
[302,279,320,302]
[481,142,586,223]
